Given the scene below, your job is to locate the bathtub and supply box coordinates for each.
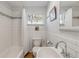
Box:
[32,47,63,58]
[0,46,23,58]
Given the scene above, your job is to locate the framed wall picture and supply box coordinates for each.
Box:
[49,6,57,22]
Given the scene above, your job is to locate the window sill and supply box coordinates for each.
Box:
[27,24,45,26]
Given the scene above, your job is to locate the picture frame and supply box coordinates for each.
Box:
[49,6,57,22]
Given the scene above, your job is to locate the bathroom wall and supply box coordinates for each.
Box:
[25,6,47,50]
[15,6,47,53]
[12,19,22,47]
[72,7,79,26]
[12,9,22,47]
[0,2,13,54]
[22,8,29,54]
[28,25,46,48]
[47,1,79,57]
[46,2,59,42]
[0,2,22,55]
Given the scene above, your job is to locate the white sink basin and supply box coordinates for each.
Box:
[36,47,63,58]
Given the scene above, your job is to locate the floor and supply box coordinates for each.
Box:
[24,52,34,58]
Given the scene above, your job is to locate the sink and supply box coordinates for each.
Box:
[36,47,63,58]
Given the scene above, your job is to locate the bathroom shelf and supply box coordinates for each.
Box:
[59,27,79,32]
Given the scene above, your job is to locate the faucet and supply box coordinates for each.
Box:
[55,41,67,57]
[47,40,53,47]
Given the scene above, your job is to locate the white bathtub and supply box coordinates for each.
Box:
[0,46,23,58]
[33,47,63,58]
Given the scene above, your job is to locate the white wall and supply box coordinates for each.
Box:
[9,5,47,54]
[22,8,29,54]
[0,2,22,56]
[0,2,13,16]
[0,2,13,54]
[11,7,22,47]
[28,25,46,48]
[72,8,79,26]
[47,2,59,33]
[12,19,21,47]
[72,19,79,26]
[25,6,47,50]
[47,1,79,57]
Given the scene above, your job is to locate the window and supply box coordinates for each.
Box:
[59,13,65,26]
[27,14,44,24]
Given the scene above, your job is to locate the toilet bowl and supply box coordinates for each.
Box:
[32,38,42,47]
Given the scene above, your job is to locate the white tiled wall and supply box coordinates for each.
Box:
[46,1,79,58]
[0,2,13,54]
[28,25,46,49]
[0,2,22,55]
[22,8,30,54]
[11,5,22,47]
[12,19,21,47]
[25,6,47,50]
[11,5,47,54]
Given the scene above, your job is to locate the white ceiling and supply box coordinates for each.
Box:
[7,1,49,8]
[60,1,79,7]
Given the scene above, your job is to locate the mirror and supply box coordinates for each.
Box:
[49,6,57,22]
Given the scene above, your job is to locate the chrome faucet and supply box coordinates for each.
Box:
[47,40,53,47]
[55,41,67,57]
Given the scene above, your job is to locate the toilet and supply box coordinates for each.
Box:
[32,37,42,47]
